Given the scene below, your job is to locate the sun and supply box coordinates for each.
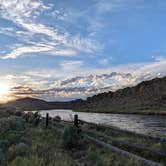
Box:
[0,82,12,103]
[0,83,10,95]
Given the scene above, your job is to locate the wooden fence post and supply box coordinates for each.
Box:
[25,113,28,122]
[46,113,49,128]
[74,114,79,128]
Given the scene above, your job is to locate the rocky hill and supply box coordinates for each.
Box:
[81,76,166,112]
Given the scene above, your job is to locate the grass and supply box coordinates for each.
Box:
[0,114,75,166]
[82,123,166,165]
[75,107,166,115]
[23,127,75,166]
[0,110,165,166]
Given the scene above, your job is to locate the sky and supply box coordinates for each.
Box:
[0,0,166,102]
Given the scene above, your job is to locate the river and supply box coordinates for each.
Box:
[37,109,166,138]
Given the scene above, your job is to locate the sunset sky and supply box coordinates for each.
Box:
[0,0,166,102]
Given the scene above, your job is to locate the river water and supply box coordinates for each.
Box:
[38,109,166,138]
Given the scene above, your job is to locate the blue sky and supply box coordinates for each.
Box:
[0,0,166,101]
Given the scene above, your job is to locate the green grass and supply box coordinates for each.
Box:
[75,107,166,114]
[0,110,165,166]
[82,123,166,165]
[0,115,75,166]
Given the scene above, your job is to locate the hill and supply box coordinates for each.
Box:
[3,76,166,113]
[78,76,166,113]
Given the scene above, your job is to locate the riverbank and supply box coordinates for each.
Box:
[74,108,166,115]
[28,109,166,138]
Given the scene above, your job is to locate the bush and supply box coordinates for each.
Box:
[7,143,29,161]
[14,111,23,117]
[0,148,5,165]
[25,112,40,126]
[62,125,81,150]
[87,152,104,166]
[0,117,25,132]
[9,156,43,166]
[0,140,9,152]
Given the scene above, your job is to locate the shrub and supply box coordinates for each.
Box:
[7,143,29,161]
[86,152,104,166]
[5,130,24,145]
[161,142,166,153]
[9,117,25,130]
[0,148,5,165]
[9,156,43,166]
[0,140,9,152]
[0,117,25,135]
[14,111,22,117]
[25,112,40,126]
[32,112,40,126]
[62,125,81,150]
[0,109,10,118]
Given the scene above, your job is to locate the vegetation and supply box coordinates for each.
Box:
[0,111,74,166]
[75,107,166,115]
[0,109,165,166]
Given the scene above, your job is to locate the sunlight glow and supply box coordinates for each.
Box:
[0,82,13,103]
[0,83,10,95]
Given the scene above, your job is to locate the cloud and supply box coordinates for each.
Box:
[25,70,56,79]
[2,59,165,101]
[134,59,166,79]
[151,55,166,62]
[99,58,110,65]
[1,44,76,59]
[0,0,100,59]
[95,0,122,13]
[95,0,144,14]
[60,60,83,70]
[1,45,52,59]
[11,73,136,101]
[0,0,50,21]
[0,27,15,36]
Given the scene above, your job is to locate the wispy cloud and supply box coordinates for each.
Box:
[95,0,121,13]
[0,0,100,59]
[95,0,145,14]
[151,55,166,62]
[60,60,83,70]
[1,44,76,59]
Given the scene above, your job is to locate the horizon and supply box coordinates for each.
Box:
[0,0,166,102]
[2,75,166,104]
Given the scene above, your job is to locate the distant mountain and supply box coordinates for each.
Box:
[3,97,83,110]
[4,76,166,112]
[4,97,50,110]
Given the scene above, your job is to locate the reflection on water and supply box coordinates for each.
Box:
[39,109,166,138]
